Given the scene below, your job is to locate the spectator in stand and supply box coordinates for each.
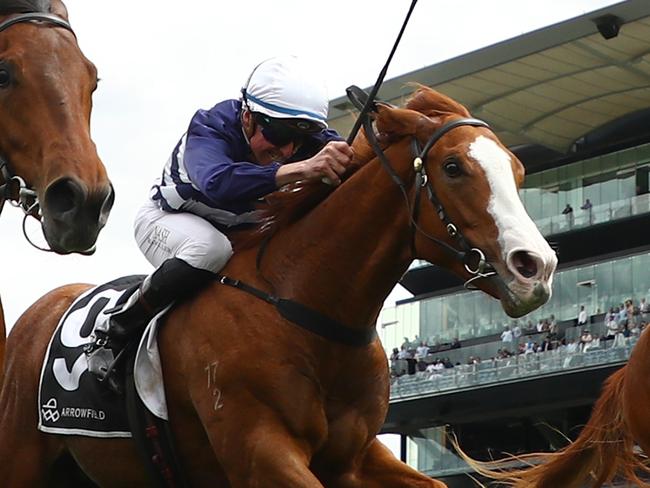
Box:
[587,333,601,351]
[625,299,636,326]
[397,345,411,360]
[415,341,429,360]
[416,359,428,372]
[451,338,461,349]
[581,198,593,224]
[524,339,535,354]
[580,329,593,352]
[562,203,574,227]
[548,314,558,338]
[390,347,399,362]
[613,324,628,348]
[443,358,454,369]
[536,319,545,333]
[500,326,513,348]
[630,321,641,337]
[605,314,619,340]
[512,322,522,340]
[578,305,588,326]
[525,320,535,333]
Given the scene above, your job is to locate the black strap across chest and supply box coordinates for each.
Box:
[216,275,377,347]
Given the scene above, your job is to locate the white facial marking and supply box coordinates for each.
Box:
[467,136,555,281]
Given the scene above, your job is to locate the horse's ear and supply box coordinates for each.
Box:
[50,0,69,21]
[373,102,440,143]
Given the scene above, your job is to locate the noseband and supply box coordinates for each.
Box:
[347,86,497,289]
[0,12,75,250]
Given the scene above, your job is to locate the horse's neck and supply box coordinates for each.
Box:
[264,152,414,329]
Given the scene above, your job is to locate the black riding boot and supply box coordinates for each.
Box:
[85,258,214,392]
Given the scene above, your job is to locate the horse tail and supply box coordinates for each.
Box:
[454,366,650,488]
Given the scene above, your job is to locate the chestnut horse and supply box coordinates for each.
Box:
[0,87,557,487]
[0,0,113,384]
[459,327,650,488]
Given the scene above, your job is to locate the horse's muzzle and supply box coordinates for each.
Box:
[41,176,114,254]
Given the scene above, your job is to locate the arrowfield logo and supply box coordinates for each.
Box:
[60,406,106,421]
[41,398,60,423]
[41,398,107,423]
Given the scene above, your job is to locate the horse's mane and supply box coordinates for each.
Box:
[0,0,50,14]
[231,85,469,251]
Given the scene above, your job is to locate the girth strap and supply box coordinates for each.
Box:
[216,275,377,347]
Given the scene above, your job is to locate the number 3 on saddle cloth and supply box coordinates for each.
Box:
[38,275,170,437]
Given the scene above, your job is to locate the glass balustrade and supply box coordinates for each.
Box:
[389,335,636,401]
[382,251,650,353]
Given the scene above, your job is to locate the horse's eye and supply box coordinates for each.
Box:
[443,159,461,177]
[0,67,10,88]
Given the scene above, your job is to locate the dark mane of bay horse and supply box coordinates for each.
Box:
[232,85,467,251]
[0,0,50,14]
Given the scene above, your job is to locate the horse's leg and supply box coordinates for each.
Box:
[327,438,447,488]
[0,286,92,486]
[196,397,326,488]
[0,315,64,485]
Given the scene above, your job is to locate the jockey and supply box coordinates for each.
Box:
[86,55,354,387]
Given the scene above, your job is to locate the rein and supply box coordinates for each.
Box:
[0,12,76,251]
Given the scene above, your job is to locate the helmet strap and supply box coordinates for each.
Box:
[240,108,254,147]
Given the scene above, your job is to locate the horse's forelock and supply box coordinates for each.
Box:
[406,85,471,118]
[0,0,50,14]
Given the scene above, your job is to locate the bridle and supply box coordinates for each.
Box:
[0,12,76,250]
[346,86,498,290]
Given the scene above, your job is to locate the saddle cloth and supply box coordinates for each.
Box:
[38,275,171,438]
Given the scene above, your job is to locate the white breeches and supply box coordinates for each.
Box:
[134,199,233,272]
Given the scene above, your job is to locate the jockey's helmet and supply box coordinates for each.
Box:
[241,55,329,131]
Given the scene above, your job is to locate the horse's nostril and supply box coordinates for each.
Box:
[512,251,538,279]
[44,178,85,216]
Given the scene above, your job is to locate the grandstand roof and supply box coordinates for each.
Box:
[328,0,650,170]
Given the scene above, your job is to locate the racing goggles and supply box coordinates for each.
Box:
[254,113,323,147]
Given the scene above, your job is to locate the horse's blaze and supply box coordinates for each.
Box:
[467,135,558,312]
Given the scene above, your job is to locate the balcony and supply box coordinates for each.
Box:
[534,193,650,236]
[390,337,635,401]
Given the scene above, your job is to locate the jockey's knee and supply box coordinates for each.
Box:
[178,235,233,273]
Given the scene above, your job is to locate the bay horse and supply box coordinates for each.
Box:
[0,86,557,487]
[458,326,650,488]
[0,0,113,384]
[0,0,113,253]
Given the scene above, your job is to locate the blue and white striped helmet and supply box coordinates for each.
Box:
[242,55,329,129]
